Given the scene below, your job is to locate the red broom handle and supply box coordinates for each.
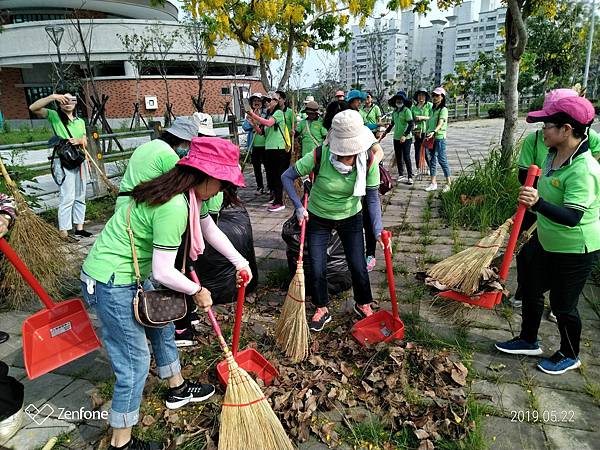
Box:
[231,270,250,356]
[297,173,312,265]
[498,164,541,281]
[0,238,55,309]
[381,230,399,320]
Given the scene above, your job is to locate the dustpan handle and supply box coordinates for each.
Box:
[381,230,399,320]
[498,164,541,281]
[0,238,55,309]
[231,270,250,356]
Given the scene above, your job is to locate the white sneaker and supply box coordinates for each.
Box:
[425,183,438,192]
[442,184,451,193]
[397,175,407,182]
[548,311,557,323]
[407,178,414,185]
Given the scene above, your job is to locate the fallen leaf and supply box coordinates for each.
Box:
[487,362,506,372]
[141,415,156,427]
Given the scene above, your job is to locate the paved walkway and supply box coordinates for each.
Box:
[1,118,599,449]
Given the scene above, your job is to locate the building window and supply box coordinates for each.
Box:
[24,86,55,119]
[221,87,230,95]
[486,25,496,30]
[486,33,495,38]
[12,13,63,23]
[457,36,470,42]
[488,17,496,21]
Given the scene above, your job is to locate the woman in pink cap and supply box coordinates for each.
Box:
[80,141,245,450]
[496,95,600,376]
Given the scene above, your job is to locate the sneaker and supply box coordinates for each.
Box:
[309,307,332,332]
[537,351,581,375]
[174,328,196,347]
[108,437,164,450]
[268,204,285,212]
[354,303,374,319]
[442,184,451,193]
[407,178,414,185]
[190,309,200,326]
[495,337,543,355]
[74,229,93,238]
[165,380,215,409]
[397,175,407,182]
[507,296,522,308]
[366,256,377,272]
[61,234,80,243]
[424,183,438,192]
[0,330,9,344]
[547,310,557,323]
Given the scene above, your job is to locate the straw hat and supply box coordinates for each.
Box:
[327,110,377,156]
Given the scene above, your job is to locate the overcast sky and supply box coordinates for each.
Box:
[171,0,451,88]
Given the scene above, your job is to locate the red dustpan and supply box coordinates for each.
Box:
[187,268,278,386]
[352,230,405,346]
[0,238,101,379]
[438,164,542,308]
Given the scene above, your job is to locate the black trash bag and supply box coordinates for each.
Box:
[191,206,259,304]
[282,215,352,297]
[0,361,24,421]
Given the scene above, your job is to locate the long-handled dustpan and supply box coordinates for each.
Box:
[187,267,278,386]
[437,164,541,308]
[352,230,405,346]
[0,239,101,379]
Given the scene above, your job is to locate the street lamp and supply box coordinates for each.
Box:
[45,25,65,85]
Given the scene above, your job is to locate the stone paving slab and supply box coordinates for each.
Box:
[481,416,547,450]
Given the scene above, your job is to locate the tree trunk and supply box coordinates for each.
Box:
[259,58,271,91]
[135,76,141,129]
[277,21,296,90]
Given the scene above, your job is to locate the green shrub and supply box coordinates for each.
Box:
[440,148,521,232]
[487,102,505,118]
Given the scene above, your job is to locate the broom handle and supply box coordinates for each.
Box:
[188,266,230,353]
[498,164,541,281]
[231,270,250,356]
[82,147,118,195]
[381,230,399,320]
[297,187,310,265]
[0,238,56,309]
[0,157,17,189]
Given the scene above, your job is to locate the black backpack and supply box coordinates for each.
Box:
[49,121,86,185]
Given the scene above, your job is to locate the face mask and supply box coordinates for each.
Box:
[175,145,190,158]
[396,101,404,109]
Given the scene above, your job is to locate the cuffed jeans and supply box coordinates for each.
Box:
[428,139,451,178]
[393,138,413,178]
[306,211,373,308]
[55,162,88,231]
[519,236,599,359]
[80,272,181,428]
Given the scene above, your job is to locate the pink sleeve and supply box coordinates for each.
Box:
[152,249,199,295]
[248,110,275,127]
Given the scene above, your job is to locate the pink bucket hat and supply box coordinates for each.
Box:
[177,137,245,187]
[526,89,578,123]
[527,96,595,126]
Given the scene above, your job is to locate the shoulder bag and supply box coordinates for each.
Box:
[126,202,188,328]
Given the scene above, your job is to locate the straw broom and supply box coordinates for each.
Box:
[274,189,310,363]
[205,308,295,450]
[0,158,72,308]
[427,217,513,296]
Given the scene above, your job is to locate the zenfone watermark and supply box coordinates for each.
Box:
[25,403,108,425]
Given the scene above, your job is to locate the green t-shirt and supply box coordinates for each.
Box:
[519,129,600,170]
[296,118,328,157]
[205,192,223,214]
[360,105,382,126]
[294,144,380,220]
[83,195,188,285]
[265,109,286,150]
[391,107,413,140]
[284,108,295,135]
[536,148,600,254]
[411,102,433,134]
[47,109,86,139]
[426,106,449,139]
[252,112,266,147]
[116,139,180,209]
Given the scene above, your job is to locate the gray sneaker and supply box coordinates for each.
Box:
[507,296,522,308]
[547,310,557,323]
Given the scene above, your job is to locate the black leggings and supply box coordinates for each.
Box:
[393,138,413,178]
[264,149,289,204]
[251,145,266,190]
[362,198,376,258]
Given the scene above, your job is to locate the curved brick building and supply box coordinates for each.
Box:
[0,0,265,126]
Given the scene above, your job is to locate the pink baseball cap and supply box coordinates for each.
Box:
[527,96,595,126]
[335,90,345,97]
[432,87,447,96]
[177,137,246,187]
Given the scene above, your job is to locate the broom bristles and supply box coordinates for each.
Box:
[427,218,512,296]
[219,352,294,450]
[274,266,309,362]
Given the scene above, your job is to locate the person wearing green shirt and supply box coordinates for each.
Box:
[360,92,382,138]
[424,87,451,192]
[247,91,289,212]
[281,109,385,332]
[381,91,415,185]
[295,101,327,157]
[81,141,246,450]
[29,91,91,240]
[411,88,433,172]
[496,95,600,376]
[276,89,296,142]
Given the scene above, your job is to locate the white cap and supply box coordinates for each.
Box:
[191,112,216,137]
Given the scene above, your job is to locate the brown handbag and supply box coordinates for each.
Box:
[126,202,188,328]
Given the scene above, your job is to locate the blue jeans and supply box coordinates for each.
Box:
[428,138,451,178]
[80,272,181,428]
[306,211,373,308]
[55,162,88,231]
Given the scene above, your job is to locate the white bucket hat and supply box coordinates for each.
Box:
[328,110,377,156]
[191,112,216,137]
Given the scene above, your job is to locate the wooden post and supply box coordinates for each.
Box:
[86,125,108,197]
[149,121,162,140]
[228,115,239,146]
